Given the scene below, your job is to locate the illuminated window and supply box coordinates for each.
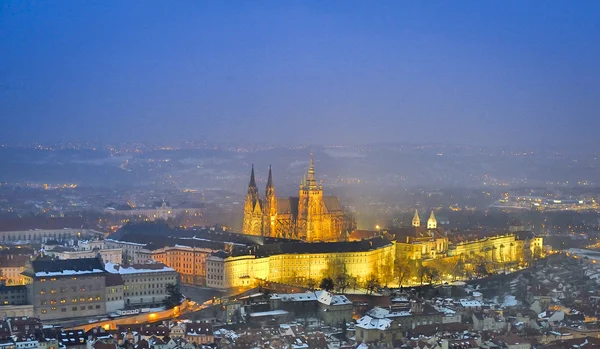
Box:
[51,306,56,311]
[40,290,46,295]
[71,298,77,303]
[41,310,47,314]
[80,297,85,302]
[40,278,46,282]
[50,289,56,294]
[50,278,56,281]
[60,298,66,304]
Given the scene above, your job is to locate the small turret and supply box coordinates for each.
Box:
[427,210,437,229]
[412,209,421,227]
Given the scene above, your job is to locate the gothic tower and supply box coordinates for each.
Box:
[412,209,421,227]
[299,154,325,241]
[242,165,263,235]
[263,165,277,237]
[427,210,437,229]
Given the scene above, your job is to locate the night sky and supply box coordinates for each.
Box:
[2,1,599,147]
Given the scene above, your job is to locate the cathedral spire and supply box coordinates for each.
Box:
[307,152,317,189]
[412,209,421,227]
[266,165,273,189]
[249,164,256,188]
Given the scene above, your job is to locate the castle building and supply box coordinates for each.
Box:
[242,156,355,242]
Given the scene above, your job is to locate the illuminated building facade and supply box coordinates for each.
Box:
[242,156,355,242]
[151,245,211,286]
[221,237,395,289]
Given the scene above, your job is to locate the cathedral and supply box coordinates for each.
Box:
[242,156,355,242]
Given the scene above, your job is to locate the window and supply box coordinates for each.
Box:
[95,305,100,309]
[40,278,46,282]
[51,306,56,311]
[72,307,77,311]
[72,298,77,303]
[88,305,93,310]
[41,310,47,314]
[40,290,46,295]
[50,289,56,294]
[61,308,66,312]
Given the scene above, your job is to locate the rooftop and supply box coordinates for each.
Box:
[26,258,105,278]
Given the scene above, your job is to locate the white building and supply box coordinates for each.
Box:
[104,262,178,308]
[206,255,225,290]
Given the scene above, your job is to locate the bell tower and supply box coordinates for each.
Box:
[427,210,437,229]
[412,209,421,228]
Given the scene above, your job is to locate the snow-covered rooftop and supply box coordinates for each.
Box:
[356,315,393,330]
[35,269,104,277]
[104,262,175,275]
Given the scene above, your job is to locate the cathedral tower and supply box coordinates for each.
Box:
[242,165,263,235]
[299,154,325,241]
[263,165,278,237]
[427,210,437,229]
[412,209,421,227]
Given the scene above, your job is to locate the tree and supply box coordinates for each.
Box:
[335,274,350,293]
[394,258,412,287]
[320,277,335,292]
[163,283,182,308]
[348,275,359,291]
[307,278,316,291]
[324,257,348,281]
[365,273,380,295]
[429,267,441,285]
[381,252,395,286]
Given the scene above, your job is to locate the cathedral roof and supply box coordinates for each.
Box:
[247,236,392,257]
[387,227,445,241]
[277,197,299,217]
[323,196,343,212]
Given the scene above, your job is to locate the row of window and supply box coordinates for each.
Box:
[39,284,101,294]
[40,296,102,305]
[123,283,166,290]
[39,276,100,282]
[124,290,162,296]
[40,305,101,313]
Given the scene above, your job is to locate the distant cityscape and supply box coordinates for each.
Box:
[0,146,600,348]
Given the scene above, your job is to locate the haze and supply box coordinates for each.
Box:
[2,1,599,147]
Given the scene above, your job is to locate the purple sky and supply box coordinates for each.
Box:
[1,1,599,147]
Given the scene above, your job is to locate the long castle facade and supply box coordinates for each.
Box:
[242,157,355,242]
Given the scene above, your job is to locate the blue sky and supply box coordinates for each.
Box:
[1,1,599,147]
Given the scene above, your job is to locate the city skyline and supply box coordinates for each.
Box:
[2,1,600,147]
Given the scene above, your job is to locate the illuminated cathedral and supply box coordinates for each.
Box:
[242,156,355,242]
